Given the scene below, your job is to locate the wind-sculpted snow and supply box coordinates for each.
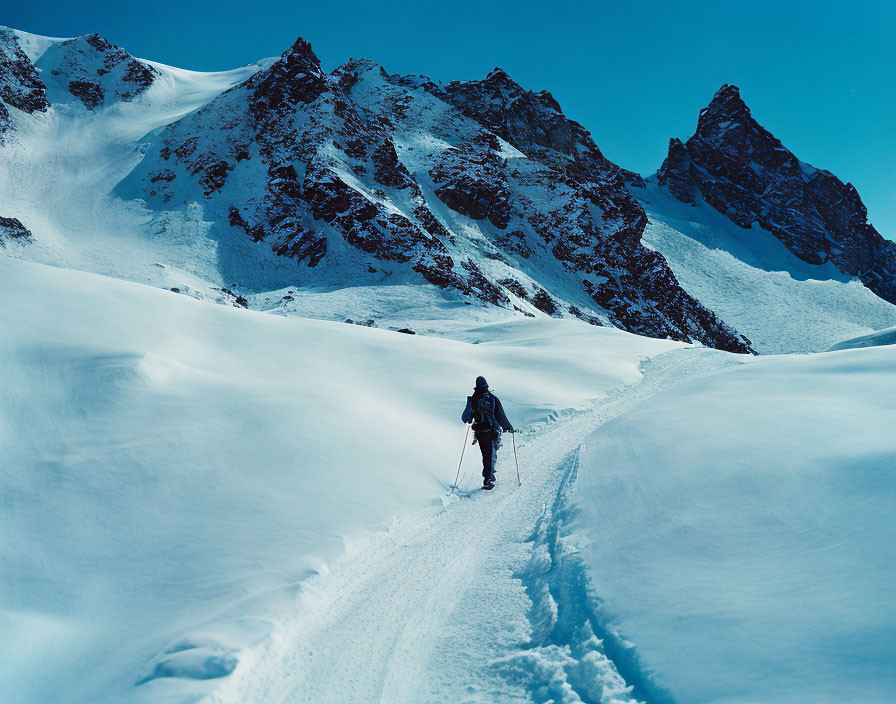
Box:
[0,255,681,703]
[572,348,896,702]
[657,83,896,305]
[117,38,753,352]
[827,324,896,351]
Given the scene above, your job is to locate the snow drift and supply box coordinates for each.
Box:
[827,325,896,351]
[0,255,679,703]
[572,345,896,703]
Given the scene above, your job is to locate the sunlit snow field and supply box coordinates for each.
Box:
[2,25,895,704]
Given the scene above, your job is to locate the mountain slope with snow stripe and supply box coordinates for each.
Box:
[0,27,754,351]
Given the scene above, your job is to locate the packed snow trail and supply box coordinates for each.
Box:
[213,348,741,704]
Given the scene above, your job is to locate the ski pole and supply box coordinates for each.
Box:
[450,425,471,495]
[512,431,521,486]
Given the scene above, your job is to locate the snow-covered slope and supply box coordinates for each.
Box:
[827,325,896,351]
[3,23,895,704]
[0,254,680,703]
[572,346,896,703]
[0,27,265,298]
[636,181,896,353]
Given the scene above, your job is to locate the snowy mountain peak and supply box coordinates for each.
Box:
[37,31,158,110]
[657,84,896,305]
[278,36,324,75]
[483,66,517,88]
[246,35,327,119]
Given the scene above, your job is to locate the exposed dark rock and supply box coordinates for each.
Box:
[218,287,248,308]
[498,278,528,300]
[149,169,176,183]
[0,28,49,118]
[656,138,695,204]
[121,59,157,95]
[0,215,32,244]
[228,204,327,267]
[372,139,416,190]
[658,84,896,305]
[568,305,603,327]
[68,80,104,109]
[429,133,511,229]
[190,157,232,196]
[531,287,557,315]
[396,328,416,334]
[498,278,559,316]
[248,38,327,128]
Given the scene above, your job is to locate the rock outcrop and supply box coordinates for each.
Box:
[658,84,896,305]
[0,215,32,244]
[0,28,49,138]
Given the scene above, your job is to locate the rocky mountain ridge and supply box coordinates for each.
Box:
[656,83,896,305]
[2,28,893,355]
[116,37,753,351]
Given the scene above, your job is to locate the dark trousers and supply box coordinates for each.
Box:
[476,429,498,484]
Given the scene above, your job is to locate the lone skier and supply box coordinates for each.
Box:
[462,376,514,490]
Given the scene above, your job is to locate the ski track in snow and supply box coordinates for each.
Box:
[212,348,740,704]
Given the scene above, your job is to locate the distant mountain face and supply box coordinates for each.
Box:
[11,29,891,356]
[657,84,896,305]
[111,38,752,352]
[1,28,755,351]
[41,33,158,109]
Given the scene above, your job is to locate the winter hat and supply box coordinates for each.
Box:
[475,376,488,389]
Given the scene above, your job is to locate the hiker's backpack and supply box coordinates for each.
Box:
[474,392,498,431]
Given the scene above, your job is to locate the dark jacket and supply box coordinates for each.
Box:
[462,390,513,432]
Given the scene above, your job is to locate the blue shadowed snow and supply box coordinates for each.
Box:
[827,325,896,351]
[571,347,896,703]
[637,181,896,353]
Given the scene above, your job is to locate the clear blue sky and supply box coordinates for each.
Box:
[6,0,895,237]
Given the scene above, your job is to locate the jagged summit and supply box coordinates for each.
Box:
[0,28,158,116]
[701,83,747,114]
[657,84,896,305]
[279,36,323,72]
[483,66,515,85]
